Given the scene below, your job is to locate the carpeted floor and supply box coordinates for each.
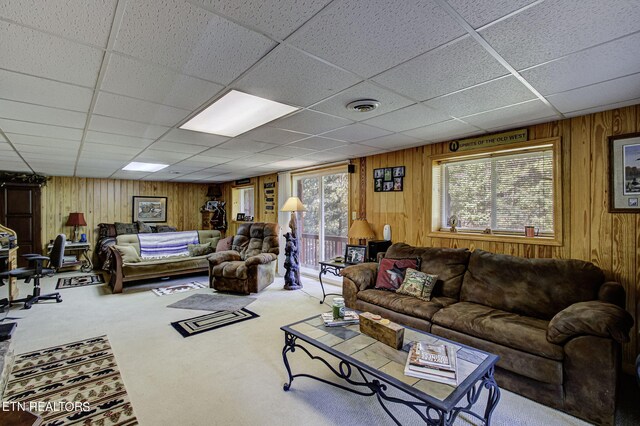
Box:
[1,270,637,425]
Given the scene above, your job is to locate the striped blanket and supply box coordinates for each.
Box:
[138,231,200,258]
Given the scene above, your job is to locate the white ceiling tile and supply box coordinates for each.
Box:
[197,148,251,160]
[268,110,352,134]
[462,100,557,130]
[5,133,80,148]
[216,138,278,153]
[178,158,228,168]
[446,0,537,29]
[241,127,309,145]
[0,160,30,172]
[327,144,381,157]
[93,92,191,126]
[0,119,83,140]
[85,131,155,149]
[402,119,481,143]
[269,158,317,169]
[260,145,315,157]
[77,159,127,169]
[425,76,536,118]
[480,0,640,70]
[88,115,170,139]
[135,149,192,163]
[75,169,117,178]
[111,171,151,180]
[563,97,640,119]
[547,73,640,114]
[0,99,87,128]
[522,32,640,95]
[161,128,229,147]
[29,166,74,176]
[223,158,270,168]
[245,153,288,163]
[15,142,80,153]
[362,104,450,132]
[320,123,392,143]
[289,136,348,150]
[373,36,508,102]
[148,140,208,154]
[202,164,239,173]
[0,69,93,112]
[0,21,102,87]
[81,142,141,156]
[114,0,275,84]
[288,0,465,77]
[79,150,136,162]
[101,54,224,110]
[235,45,360,107]
[360,133,422,150]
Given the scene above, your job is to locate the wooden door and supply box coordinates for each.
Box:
[0,184,42,267]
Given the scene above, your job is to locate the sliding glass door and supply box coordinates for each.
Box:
[294,170,349,273]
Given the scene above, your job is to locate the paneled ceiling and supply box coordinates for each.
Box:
[1,0,639,182]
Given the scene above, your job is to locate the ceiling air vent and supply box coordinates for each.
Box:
[346,99,380,113]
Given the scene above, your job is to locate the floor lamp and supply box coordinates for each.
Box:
[281,196,305,290]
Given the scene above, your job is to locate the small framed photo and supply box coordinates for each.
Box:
[384,168,392,181]
[629,198,638,207]
[383,181,393,192]
[374,178,383,192]
[609,133,640,212]
[393,177,403,191]
[393,166,405,177]
[236,213,245,221]
[345,244,367,264]
[374,168,384,179]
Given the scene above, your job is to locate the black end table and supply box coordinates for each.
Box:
[318,260,349,304]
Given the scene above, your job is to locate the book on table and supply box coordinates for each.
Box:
[320,311,359,327]
[404,342,459,386]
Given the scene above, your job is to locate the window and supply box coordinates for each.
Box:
[431,138,561,242]
[231,185,255,219]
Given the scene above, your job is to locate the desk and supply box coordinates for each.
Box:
[48,242,92,272]
[317,260,348,304]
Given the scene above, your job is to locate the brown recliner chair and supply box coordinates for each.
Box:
[208,222,280,294]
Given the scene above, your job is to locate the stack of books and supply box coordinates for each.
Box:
[320,311,359,327]
[404,342,459,386]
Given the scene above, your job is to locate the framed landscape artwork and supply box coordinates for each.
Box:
[609,133,640,212]
[132,196,167,222]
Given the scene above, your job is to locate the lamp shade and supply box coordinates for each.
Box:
[66,212,86,226]
[281,196,306,212]
[348,219,375,240]
[207,184,222,198]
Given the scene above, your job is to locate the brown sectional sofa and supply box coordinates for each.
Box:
[341,243,633,425]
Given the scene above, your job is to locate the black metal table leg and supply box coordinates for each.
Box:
[317,262,344,304]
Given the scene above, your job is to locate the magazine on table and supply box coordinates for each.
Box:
[404,342,459,386]
[320,311,359,327]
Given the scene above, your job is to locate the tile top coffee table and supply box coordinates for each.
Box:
[281,315,500,425]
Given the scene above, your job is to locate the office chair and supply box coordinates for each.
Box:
[0,234,65,309]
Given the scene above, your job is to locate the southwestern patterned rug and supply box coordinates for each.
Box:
[167,293,256,312]
[56,274,105,289]
[151,281,208,296]
[4,335,137,425]
[171,308,259,338]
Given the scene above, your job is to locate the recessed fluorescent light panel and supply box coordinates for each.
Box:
[123,162,168,172]
[179,90,299,137]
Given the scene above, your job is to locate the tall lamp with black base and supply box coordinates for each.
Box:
[281,196,305,290]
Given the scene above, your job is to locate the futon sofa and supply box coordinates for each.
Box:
[341,243,633,425]
[109,230,221,293]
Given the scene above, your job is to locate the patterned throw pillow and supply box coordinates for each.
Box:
[215,236,234,252]
[137,220,153,233]
[98,223,117,238]
[375,258,420,290]
[115,222,138,236]
[187,242,214,257]
[396,268,438,301]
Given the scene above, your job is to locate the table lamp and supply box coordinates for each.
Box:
[280,196,306,239]
[348,218,375,245]
[66,212,86,242]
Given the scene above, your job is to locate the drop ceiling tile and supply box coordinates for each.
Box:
[446,0,537,29]
[223,158,270,168]
[0,99,87,128]
[114,0,275,84]
[101,54,224,111]
[5,133,81,148]
[480,0,640,70]
[111,171,151,180]
[161,128,229,147]
[93,92,191,127]
[22,151,75,161]
[361,133,422,149]
[202,164,239,173]
[268,110,352,134]
[320,123,392,143]
[269,158,317,169]
[81,142,141,156]
[329,143,383,157]
[197,148,251,160]
[521,32,640,95]
[85,131,155,149]
[289,136,348,150]
[29,165,74,176]
[425,76,536,118]
[0,160,30,172]
[14,142,80,153]
[462,100,557,130]
[135,149,192,163]
[362,104,449,132]
[88,115,170,139]
[245,153,289,163]
[0,69,93,112]
[75,169,117,178]
[241,127,309,145]
[309,81,414,120]
[178,158,228,168]
[0,21,102,87]
[402,119,481,143]
[546,73,640,114]
[373,36,508,102]
[79,150,136,161]
[0,119,83,140]
[77,159,127,169]
[234,45,361,107]
[217,138,278,153]
[148,140,208,154]
[288,0,464,77]
[260,145,315,157]
[563,97,640,119]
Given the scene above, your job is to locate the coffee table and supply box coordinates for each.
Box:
[281,315,500,425]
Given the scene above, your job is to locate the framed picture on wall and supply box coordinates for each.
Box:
[132,196,167,222]
[374,168,384,179]
[374,178,383,192]
[392,166,405,177]
[384,168,392,181]
[609,132,640,212]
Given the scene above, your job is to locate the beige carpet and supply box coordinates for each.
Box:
[0,271,636,425]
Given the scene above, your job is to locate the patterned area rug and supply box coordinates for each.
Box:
[167,293,256,312]
[171,308,259,338]
[56,274,105,289]
[151,281,208,296]
[4,335,137,425]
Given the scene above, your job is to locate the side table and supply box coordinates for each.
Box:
[47,241,93,272]
[317,260,347,304]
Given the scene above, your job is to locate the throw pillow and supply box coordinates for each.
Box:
[188,242,214,257]
[114,245,141,263]
[216,236,233,252]
[115,222,138,235]
[98,223,117,238]
[375,258,421,290]
[396,268,438,301]
[155,225,177,233]
[136,220,152,233]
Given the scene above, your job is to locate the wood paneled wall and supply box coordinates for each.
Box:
[221,173,279,235]
[350,104,640,368]
[41,177,209,251]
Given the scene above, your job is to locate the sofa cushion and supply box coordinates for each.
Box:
[232,222,280,260]
[115,222,138,235]
[384,243,470,299]
[211,260,248,280]
[396,268,437,301]
[375,258,419,290]
[188,242,214,257]
[357,288,457,322]
[431,302,563,360]
[114,245,141,263]
[122,255,209,277]
[461,249,605,320]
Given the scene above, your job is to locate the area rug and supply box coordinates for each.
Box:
[4,335,137,425]
[55,273,104,289]
[171,308,259,338]
[151,281,208,296]
[167,293,256,312]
